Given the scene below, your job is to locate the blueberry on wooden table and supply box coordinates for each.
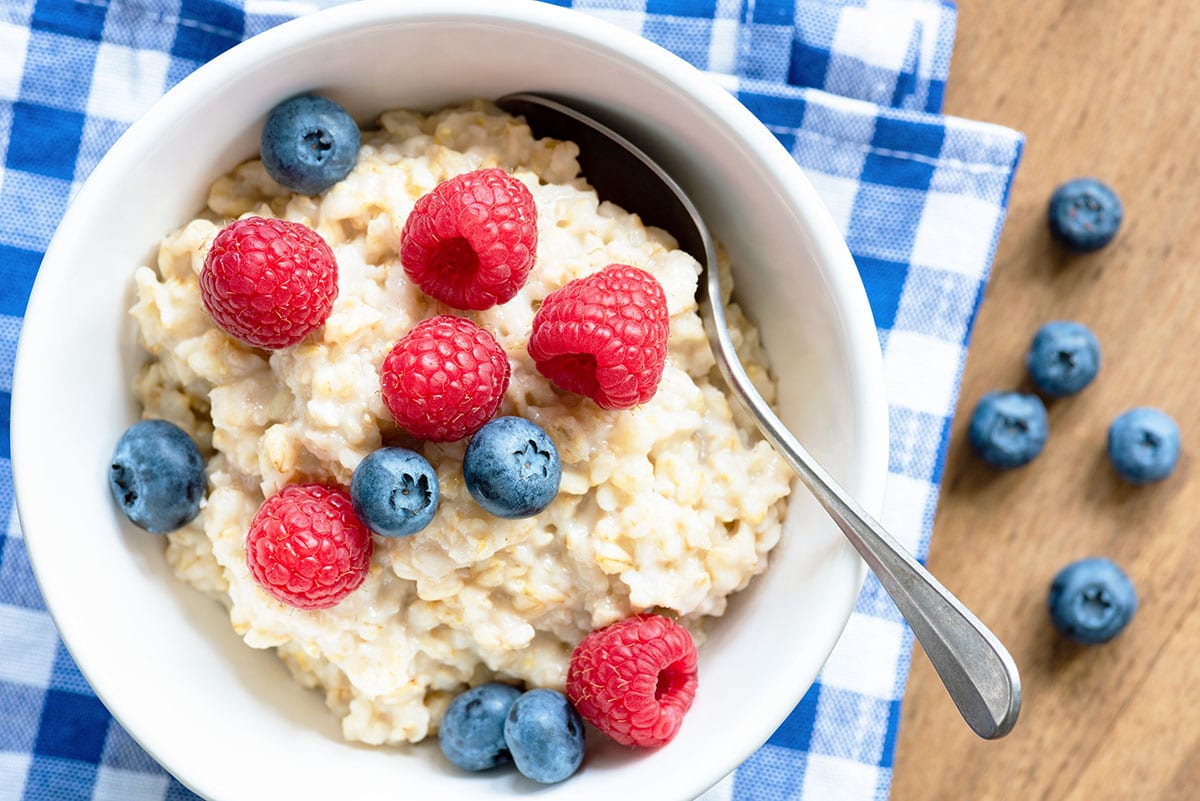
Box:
[1107,407,1180,483]
[1026,320,1101,397]
[1048,557,1137,644]
[1047,177,1123,252]
[968,391,1049,468]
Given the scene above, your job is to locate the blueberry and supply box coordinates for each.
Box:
[463,417,562,519]
[260,94,361,195]
[1025,320,1101,397]
[1048,557,1137,644]
[503,689,585,784]
[439,683,522,772]
[1107,407,1180,484]
[968,391,1049,468]
[109,419,205,533]
[350,447,439,537]
[1047,177,1123,252]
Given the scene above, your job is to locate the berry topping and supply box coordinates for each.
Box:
[463,417,562,519]
[1107,407,1180,484]
[260,94,361,195]
[528,264,670,410]
[1048,557,1138,644]
[1047,177,1123,252]
[968,391,1049,469]
[350,447,439,537]
[400,167,538,310]
[380,315,511,442]
[245,484,373,610]
[439,683,522,772]
[200,216,338,350]
[566,613,698,748]
[503,689,585,784]
[1026,320,1102,397]
[109,419,206,533]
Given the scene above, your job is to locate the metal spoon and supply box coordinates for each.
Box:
[497,92,1021,740]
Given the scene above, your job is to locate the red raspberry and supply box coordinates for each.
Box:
[380,315,510,442]
[200,216,338,349]
[566,613,698,748]
[528,265,670,410]
[245,484,373,610]
[399,168,538,310]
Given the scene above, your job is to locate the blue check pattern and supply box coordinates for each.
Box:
[0,1,1022,799]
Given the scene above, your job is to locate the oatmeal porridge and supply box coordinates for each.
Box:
[128,100,791,745]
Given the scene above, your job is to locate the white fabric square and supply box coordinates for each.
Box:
[883,330,962,416]
[86,43,170,123]
[880,472,933,554]
[706,17,739,75]
[0,752,30,801]
[92,766,170,801]
[910,190,1001,279]
[0,22,30,101]
[832,7,915,71]
[0,604,59,687]
[898,0,945,79]
[803,171,860,234]
[820,615,907,699]
[799,754,886,801]
[714,0,741,18]
[576,0,648,35]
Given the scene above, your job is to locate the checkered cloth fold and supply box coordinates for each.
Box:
[0,1,1022,800]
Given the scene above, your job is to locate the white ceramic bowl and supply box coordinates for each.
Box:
[12,2,888,799]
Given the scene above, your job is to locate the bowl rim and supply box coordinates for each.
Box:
[12,0,889,798]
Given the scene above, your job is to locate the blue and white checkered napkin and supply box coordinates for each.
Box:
[0,1,1022,799]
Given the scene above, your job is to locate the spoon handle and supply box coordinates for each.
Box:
[702,295,1021,740]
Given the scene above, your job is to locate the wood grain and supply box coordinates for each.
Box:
[889,1,1200,799]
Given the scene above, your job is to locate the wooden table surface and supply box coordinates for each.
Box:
[889,0,1200,798]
